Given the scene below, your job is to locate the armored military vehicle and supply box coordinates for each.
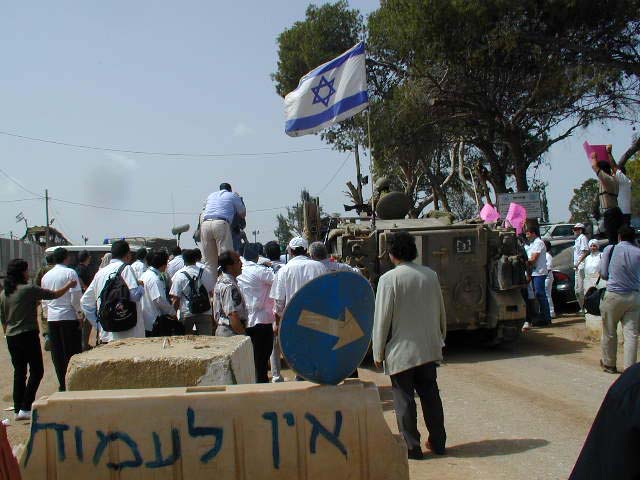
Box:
[324,191,528,344]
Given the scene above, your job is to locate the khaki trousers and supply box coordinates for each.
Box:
[574,268,585,310]
[600,290,640,370]
[201,219,233,276]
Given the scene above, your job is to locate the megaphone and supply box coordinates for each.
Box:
[171,224,190,235]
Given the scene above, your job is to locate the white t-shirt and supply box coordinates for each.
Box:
[528,237,548,277]
[269,256,327,314]
[131,260,147,280]
[41,264,82,321]
[320,258,360,274]
[616,170,632,215]
[573,234,589,270]
[169,265,216,316]
[237,260,275,328]
[140,268,175,332]
[166,255,185,279]
[80,259,145,340]
[545,252,553,279]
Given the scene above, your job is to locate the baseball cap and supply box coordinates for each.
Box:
[288,236,309,250]
[572,223,585,230]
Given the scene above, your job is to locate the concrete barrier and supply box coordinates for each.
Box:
[20,380,408,479]
[66,335,255,391]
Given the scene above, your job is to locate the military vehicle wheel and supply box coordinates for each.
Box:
[484,321,522,347]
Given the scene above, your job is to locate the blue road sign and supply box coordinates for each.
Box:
[279,271,374,385]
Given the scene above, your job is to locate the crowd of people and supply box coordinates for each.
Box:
[0,184,367,418]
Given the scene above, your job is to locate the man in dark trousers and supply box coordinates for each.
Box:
[570,362,640,479]
[372,232,447,460]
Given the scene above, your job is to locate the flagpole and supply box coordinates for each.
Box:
[367,108,376,229]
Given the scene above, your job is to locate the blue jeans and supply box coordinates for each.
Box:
[532,275,551,324]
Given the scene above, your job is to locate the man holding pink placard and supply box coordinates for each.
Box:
[591,145,622,245]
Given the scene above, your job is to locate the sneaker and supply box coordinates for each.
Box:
[600,360,618,374]
[1,418,9,426]
[407,447,423,460]
[271,376,285,383]
[15,410,31,421]
[521,322,531,332]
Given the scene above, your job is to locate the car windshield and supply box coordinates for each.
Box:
[540,225,551,236]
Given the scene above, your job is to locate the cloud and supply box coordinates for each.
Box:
[82,153,138,206]
[233,122,254,137]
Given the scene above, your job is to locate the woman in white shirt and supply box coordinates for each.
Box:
[583,239,603,292]
[544,240,555,318]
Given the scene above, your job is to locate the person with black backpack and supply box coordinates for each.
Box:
[81,241,145,341]
[169,249,216,335]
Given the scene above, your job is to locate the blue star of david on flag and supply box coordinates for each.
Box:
[284,42,369,137]
[311,76,336,107]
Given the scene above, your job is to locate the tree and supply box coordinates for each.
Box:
[367,0,635,194]
[624,151,640,216]
[569,179,599,223]
[273,189,324,247]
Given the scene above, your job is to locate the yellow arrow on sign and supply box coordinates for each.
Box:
[297,309,365,350]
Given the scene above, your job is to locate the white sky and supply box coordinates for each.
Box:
[0,2,637,247]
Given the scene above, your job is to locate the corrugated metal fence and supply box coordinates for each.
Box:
[0,239,45,281]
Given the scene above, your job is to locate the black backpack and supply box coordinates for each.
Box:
[98,264,137,332]
[182,268,211,314]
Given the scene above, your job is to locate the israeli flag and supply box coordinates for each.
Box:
[284,42,368,137]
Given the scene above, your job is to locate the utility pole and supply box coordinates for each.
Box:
[252,230,259,243]
[45,189,50,248]
[82,235,88,245]
[354,143,363,204]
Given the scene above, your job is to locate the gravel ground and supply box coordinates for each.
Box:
[1,314,624,479]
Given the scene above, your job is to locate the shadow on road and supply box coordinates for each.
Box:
[444,322,591,364]
[444,438,550,458]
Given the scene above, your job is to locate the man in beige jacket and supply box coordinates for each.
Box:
[373,232,447,460]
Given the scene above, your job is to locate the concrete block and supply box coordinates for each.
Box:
[66,335,255,391]
[20,380,409,480]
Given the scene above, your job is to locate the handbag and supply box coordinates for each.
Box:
[583,245,615,316]
[151,314,186,337]
[584,280,605,316]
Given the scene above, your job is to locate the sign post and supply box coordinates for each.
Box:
[497,192,542,219]
[279,271,374,385]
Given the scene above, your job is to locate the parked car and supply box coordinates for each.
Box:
[541,223,576,240]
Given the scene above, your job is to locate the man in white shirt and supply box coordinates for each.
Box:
[526,226,551,327]
[131,248,148,279]
[270,237,326,380]
[615,164,632,226]
[166,246,184,279]
[41,247,83,391]
[140,250,176,336]
[81,241,145,341]
[170,249,216,335]
[573,223,590,312]
[201,183,246,276]
[269,237,327,319]
[264,240,285,382]
[309,241,360,273]
[238,244,276,383]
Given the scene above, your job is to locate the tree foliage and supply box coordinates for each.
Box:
[273,0,640,220]
[569,179,599,223]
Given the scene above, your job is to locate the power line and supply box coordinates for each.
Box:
[0,197,42,203]
[0,130,332,158]
[49,196,287,215]
[0,167,41,197]
[316,152,352,195]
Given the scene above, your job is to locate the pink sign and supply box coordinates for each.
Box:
[504,202,527,235]
[583,141,609,164]
[479,203,500,223]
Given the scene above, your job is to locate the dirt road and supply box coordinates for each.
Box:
[1,314,623,479]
